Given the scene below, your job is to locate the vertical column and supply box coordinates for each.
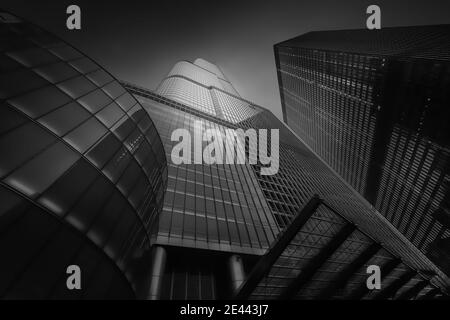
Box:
[145,245,167,300]
[228,254,245,294]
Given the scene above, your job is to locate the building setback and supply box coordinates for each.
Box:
[274,26,450,277]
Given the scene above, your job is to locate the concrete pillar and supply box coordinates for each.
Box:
[145,245,167,300]
[228,254,245,293]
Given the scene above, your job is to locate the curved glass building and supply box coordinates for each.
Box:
[0,11,167,299]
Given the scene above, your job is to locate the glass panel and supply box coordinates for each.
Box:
[69,57,98,74]
[0,103,27,135]
[57,75,96,99]
[158,210,172,235]
[102,81,125,99]
[4,141,79,198]
[116,159,140,197]
[85,69,113,87]
[95,102,124,128]
[33,61,79,83]
[38,101,91,136]
[85,133,121,169]
[0,186,28,233]
[123,127,144,154]
[237,222,250,246]
[28,33,61,49]
[228,221,240,245]
[105,206,135,260]
[66,175,113,232]
[79,259,114,299]
[6,47,58,67]
[207,216,219,242]
[0,29,31,53]
[77,89,112,113]
[196,215,207,240]
[111,117,135,141]
[137,114,152,133]
[128,175,149,209]
[49,45,82,61]
[115,93,135,111]
[127,105,145,124]
[87,189,125,247]
[64,117,107,153]
[171,211,184,236]
[183,214,195,238]
[8,85,71,118]
[0,68,47,99]
[102,146,131,183]
[0,122,55,177]
[218,219,229,243]
[0,53,22,72]
[132,139,152,166]
[38,159,97,215]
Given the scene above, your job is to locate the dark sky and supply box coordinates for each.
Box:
[3,0,450,119]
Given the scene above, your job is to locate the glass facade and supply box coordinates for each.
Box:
[0,12,167,299]
[274,26,450,276]
[237,198,436,300]
[123,56,449,299]
[1,10,447,299]
[137,97,277,255]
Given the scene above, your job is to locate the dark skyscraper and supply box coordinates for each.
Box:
[0,11,167,299]
[274,26,450,276]
[124,57,449,300]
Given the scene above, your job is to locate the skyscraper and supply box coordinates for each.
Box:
[124,57,449,300]
[0,11,167,299]
[274,26,450,276]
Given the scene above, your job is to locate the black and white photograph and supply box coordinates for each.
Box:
[0,0,449,311]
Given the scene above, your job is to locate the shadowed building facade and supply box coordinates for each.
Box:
[0,10,448,299]
[0,11,167,299]
[124,57,449,299]
[274,26,450,276]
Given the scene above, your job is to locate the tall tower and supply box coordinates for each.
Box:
[124,58,449,299]
[274,26,450,275]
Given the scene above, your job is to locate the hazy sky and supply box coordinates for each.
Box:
[3,0,450,119]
